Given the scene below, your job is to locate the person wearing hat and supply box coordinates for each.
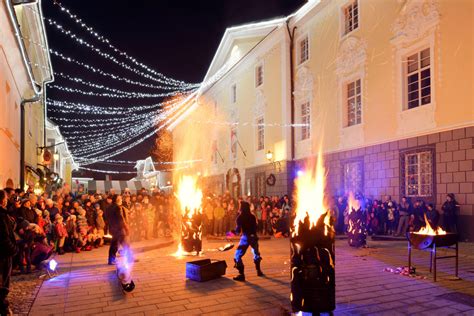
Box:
[18,199,37,226]
[0,190,18,315]
[441,193,459,233]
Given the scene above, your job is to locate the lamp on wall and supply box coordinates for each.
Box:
[266,150,281,172]
[53,153,59,160]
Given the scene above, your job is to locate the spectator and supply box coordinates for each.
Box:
[0,190,18,315]
[441,193,459,233]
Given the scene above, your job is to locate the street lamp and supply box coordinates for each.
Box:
[266,150,281,172]
[266,150,273,161]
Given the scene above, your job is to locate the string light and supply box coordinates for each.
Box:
[103,158,202,165]
[50,1,193,88]
[78,167,137,174]
[49,84,183,99]
[47,98,176,115]
[55,72,191,98]
[48,47,192,91]
[45,18,192,88]
[48,111,157,124]
[188,119,310,128]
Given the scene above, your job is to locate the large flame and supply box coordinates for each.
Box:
[176,175,203,217]
[292,150,330,237]
[347,192,359,214]
[414,213,446,236]
[173,175,203,257]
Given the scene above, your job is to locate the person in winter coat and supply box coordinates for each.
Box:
[18,199,37,225]
[426,204,440,228]
[106,195,130,265]
[441,193,459,233]
[54,214,68,255]
[232,201,263,282]
[0,190,18,315]
[95,207,106,246]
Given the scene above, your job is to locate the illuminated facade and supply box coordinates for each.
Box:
[172,0,474,238]
[0,0,54,189]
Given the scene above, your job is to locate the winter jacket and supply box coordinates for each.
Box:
[106,204,128,236]
[55,222,68,238]
[18,206,37,224]
[235,204,258,236]
[0,206,18,258]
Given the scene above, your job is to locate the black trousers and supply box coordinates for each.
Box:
[108,234,130,261]
[0,257,12,314]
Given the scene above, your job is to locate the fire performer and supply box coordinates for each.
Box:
[106,195,131,265]
[232,201,263,282]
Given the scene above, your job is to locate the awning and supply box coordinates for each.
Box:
[87,180,149,194]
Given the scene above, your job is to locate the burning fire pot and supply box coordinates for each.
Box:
[176,176,203,254]
[290,154,335,314]
[407,216,458,282]
[181,208,203,253]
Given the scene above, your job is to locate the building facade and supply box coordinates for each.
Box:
[45,119,76,189]
[171,0,474,239]
[0,0,54,190]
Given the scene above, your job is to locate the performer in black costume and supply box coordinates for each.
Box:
[232,201,263,282]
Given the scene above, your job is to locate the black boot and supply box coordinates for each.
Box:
[233,259,245,282]
[255,258,264,276]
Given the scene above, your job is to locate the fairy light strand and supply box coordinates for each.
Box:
[50,1,192,87]
[44,18,198,89]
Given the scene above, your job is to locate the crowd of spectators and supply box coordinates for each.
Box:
[333,193,460,236]
[0,186,174,275]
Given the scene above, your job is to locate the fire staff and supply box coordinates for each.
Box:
[232,201,263,282]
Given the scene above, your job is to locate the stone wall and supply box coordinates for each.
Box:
[323,126,474,240]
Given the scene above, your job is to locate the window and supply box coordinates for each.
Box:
[256,116,264,151]
[231,84,237,103]
[346,79,362,126]
[255,172,266,197]
[343,0,359,35]
[406,48,431,109]
[300,101,311,140]
[343,160,363,194]
[230,128,237,160]
[299,36,309,64]
[404,151,433,197]
[255,64,263,87]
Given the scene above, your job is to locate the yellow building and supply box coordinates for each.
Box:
[0,0,53,190]
[172,0,474,238]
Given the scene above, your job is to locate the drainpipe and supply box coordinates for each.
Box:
[20,96,41,190]
[286,20,297,161]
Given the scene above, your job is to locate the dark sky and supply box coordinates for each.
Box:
[43,0,305,180]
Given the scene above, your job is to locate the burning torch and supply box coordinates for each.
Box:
[290,155,335,313]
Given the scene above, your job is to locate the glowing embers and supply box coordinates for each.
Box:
[347,193,367,248]
[176,176,203,254]
[290,154,335,314]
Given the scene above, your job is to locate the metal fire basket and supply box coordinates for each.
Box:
[290,213,335,313]
[407,232,459,282]
[181,209,203,253]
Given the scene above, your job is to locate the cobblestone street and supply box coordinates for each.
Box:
[24,238,474,316]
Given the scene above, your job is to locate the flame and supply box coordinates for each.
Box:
[292,150,329,237]
[347,192,360,214]
[173,175,203,256]
[414,213,446,236]
[176,175,203,218]
[172,243,185,258]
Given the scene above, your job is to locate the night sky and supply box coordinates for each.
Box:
[43,0,306,180]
